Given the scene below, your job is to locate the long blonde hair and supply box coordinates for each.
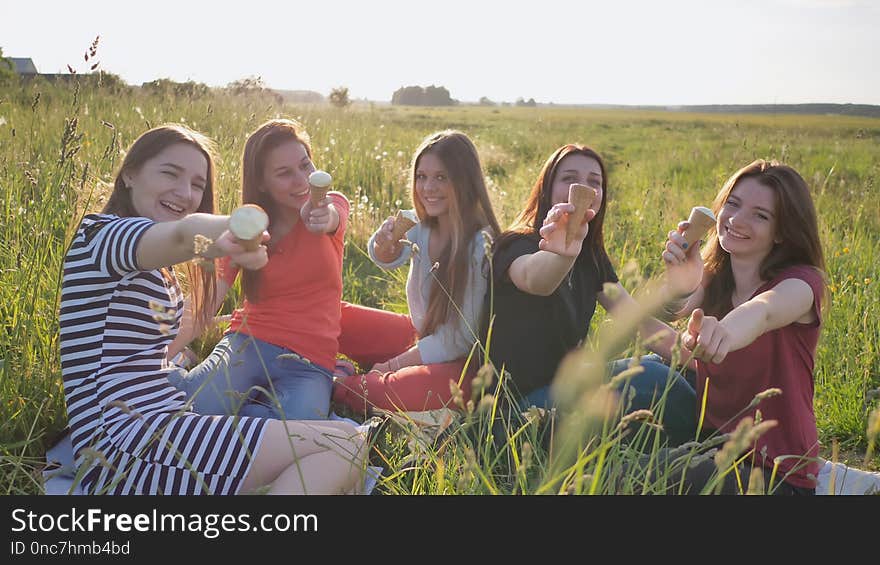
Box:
[412,131,501,335]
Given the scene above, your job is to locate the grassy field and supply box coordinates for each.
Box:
[1,78,878,494]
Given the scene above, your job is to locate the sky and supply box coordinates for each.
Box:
[2,0,879,105]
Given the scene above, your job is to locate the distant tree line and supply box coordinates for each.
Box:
[672,104,880,118]
[392,85,456,106]
[479,96,537,107]
[277,90,324,104]
[142,78,210,98]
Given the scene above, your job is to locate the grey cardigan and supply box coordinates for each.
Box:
[367,215,490,364]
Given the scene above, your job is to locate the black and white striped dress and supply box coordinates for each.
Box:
[60,214,267,494]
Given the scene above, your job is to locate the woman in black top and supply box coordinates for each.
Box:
[486,144,695,442]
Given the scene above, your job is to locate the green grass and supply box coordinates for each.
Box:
[1,78,878,494]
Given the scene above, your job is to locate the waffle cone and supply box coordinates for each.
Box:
[391,210,418,242]
[309,186,329,208]
[683,206,716,248]
[565,184,597,246]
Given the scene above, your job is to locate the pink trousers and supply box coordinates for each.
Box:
[334,302,477,414]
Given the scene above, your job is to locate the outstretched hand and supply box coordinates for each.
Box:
[538,203,596,257]
[371,215,407,265]
[681,308,731,364]
[373,215,404,256]
[300,196,339,234]
[216,230,269,270]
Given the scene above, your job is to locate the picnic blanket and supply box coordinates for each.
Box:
[814,459,880,495]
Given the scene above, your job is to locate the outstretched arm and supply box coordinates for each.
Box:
[136,213,267,271]
[508,203,596,296]
[682,279,817,364]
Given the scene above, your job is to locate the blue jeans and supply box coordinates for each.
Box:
[519,354,697,446]
[167,333,333,420]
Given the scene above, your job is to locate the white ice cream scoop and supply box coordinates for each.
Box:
[308,170,333,207]
[228,204,269,250]
[309,170,332,188]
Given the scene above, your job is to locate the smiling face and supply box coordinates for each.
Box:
[260,140,316,211]
[414,152,454,219]
[123,142,208,222]
[550,153,603,213]
[717,177,779,260]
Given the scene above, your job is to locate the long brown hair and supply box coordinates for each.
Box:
[701,159,827,316]
[102,123,218,333]
[239,118,313,302]
[413,130,502,336]
[495,144,612,279]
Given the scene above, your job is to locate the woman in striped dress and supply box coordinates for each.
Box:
[60,124,367,494]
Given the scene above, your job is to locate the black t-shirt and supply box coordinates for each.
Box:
[485,234,618,396]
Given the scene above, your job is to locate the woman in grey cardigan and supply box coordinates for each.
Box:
[332,130,501,415]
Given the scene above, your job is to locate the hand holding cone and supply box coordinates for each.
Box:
[682,206,715,248]
[228,204,269,251]
[565,184,598,246]
[308,170,332,208]
[391,210,418,242]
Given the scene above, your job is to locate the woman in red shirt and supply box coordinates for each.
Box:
[169,119,349,421]
[657,159,827,494]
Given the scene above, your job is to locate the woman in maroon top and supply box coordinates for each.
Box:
[659,159,827,494]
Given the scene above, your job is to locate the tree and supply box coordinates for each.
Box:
[143,78,210,98]
[478,96,496,106]
[93,71,130,94]
[424,85,453,106]
[329,86,351,108]
[226,75,267,95]
[391,84,456,106]
[280,90,324,103]
[391,85,424,105]
[0,47,16,85]
[225,75,282,104]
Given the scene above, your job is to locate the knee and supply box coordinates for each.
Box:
[620,362,678,405]
[295,372,333,399]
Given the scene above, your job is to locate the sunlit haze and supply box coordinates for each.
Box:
[3,0,878,105]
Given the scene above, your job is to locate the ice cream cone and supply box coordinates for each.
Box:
[228,204,269,251]
[565,183,598,246]
[683,206,716,248]
[308,170,332,207]
[391,209,418,242]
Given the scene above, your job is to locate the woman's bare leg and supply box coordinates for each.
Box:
[268,450,363,494]
[240,419,366,494]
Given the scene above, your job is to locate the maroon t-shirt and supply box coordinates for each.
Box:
[696,265,825,489]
